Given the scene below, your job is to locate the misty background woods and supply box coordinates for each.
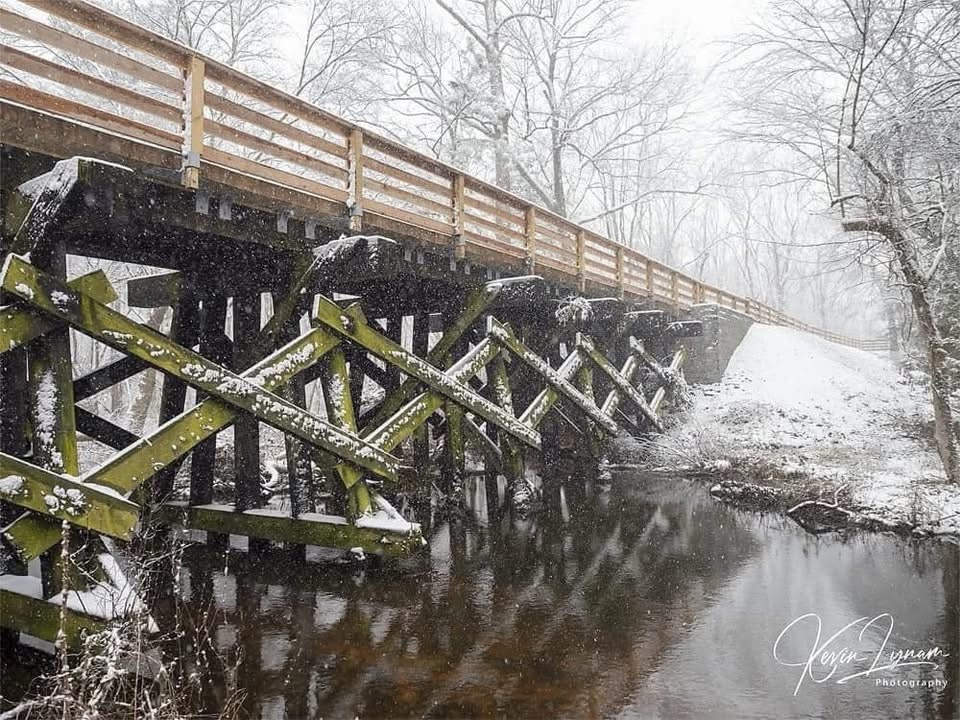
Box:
[6,0,957,481]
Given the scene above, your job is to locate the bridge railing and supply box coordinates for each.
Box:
[0,0,884,351]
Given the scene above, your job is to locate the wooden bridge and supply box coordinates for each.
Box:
[0,0,883,656]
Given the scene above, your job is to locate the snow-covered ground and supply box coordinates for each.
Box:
[653,324,960,537]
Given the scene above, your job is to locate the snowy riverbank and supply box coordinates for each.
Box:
[648,324,960,538]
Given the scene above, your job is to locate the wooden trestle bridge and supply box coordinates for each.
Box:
[0,0,883,650]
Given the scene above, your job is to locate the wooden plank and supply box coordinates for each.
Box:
[1,255,399,480]
[347,128,363,231]
[0,8,182,91]
[202,146,349,202]
[313,297,541,450]
[518,349,583,430]
[159,502,424,557]
[205,92,346,160]
[452,173,465,259]
[524,206,537,272]
[462,192,525,224]
[206,118,347,181]
[0,44,181,123]
[74,356,148,401]
[0,587,108,648]
[320,348,370,517]
[0,452,139,538]
[362,197,453,236]
[599,353,640,419]
[0,81,181,150]
[363,175,452,218]
[362,156,451,198]
[649,348,686,416]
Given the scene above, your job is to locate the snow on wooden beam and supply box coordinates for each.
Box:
[488,318,619,435]
[1,269,117,353]
[158,502,424,558]
[0,586,107,648]
[314,296,541,450]
[578,335,663,432]
[0,452,139,540]
[1,254,400,482]
[3,317,343,562]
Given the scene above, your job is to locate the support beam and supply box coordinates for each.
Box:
[2,324,341,562]
[0,452,139,538]
[1,270,117,353]
[314,296,540,450]
[488,318,618,435]
[0,255,400,481]
[0,587,107,648]
[159,501,423,557]
[578,335,663,432]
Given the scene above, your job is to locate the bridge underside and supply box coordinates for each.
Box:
[0,147,697,649]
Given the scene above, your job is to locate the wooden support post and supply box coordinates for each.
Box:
[412,310,430,478]
[3,324,340,563]
[646,261,654,297]
[576,230,586,293]
[489,355,523,484]
[524,206,537,273]
[181,56,204,190]
[154,285,200,500]
[670,270,679,309]
[452,174,465,260]
[233,289,262,516]
[278,318,314,518]
[28,239,77,598]
[616,246,625,300]
[347,128,363,232]
[189,296,229,505]
[320,349,370,520]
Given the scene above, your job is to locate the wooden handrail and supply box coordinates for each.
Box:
[0,0,886,350]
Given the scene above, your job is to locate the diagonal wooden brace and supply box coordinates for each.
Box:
[314,297,541,450]
[1,270,117,353]
[2,322,339,561]
[1,255,400,481]
[488,318,618,435]
[578,335,663,432]
[0,452,139,540]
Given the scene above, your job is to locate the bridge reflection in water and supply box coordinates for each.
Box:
[170,465,958,720]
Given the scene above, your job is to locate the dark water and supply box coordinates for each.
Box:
[174,470,959,720]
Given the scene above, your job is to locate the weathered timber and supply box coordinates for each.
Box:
[190,293,229,507]
[233,289,262,512]
[314,296,541,450]
[127,271,182,308]
[578,335,663,432]
[0,255,399,480]
[75,407,139,449]
[1,270,117,352]
[628,336,672,386]
[320,348,371,518]
[0,452,139,538]
[649,347,686,417]
[2,326,340,562]
[74,355,149,401]
[159,502,423,557]
[0,587,108,648]
[599,353,640,419]
[518,348,584,430]
[365,276,546,430]
[488,318,619,435]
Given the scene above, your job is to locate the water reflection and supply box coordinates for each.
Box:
[177,469,958,720]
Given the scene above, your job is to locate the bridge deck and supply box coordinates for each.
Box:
[0,0,883,350]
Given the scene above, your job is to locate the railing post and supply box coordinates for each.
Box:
[181,56,205,190]
[524,206,536,273]
[615,246,625,300]
[645,261,654,297]
[347,128,364,232]
[452,174,465,260]
[576,229,586,293]
[670,270,678,309]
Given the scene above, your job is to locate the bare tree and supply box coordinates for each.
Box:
[734,0,960,482]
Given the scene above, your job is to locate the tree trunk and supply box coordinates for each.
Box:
[844,219,960,484]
